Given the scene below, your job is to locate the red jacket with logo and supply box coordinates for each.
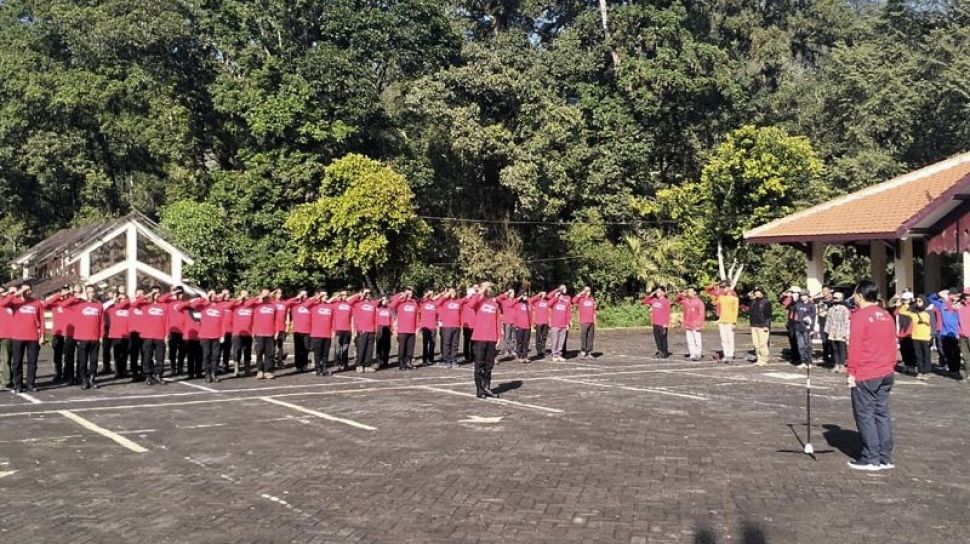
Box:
[106,301,131,339]
[1,295,45,341]
[846,305,897,382]
[470,297,502,342]
[353,299,377,333]
[253,302,278,337]
[310,303,335,338]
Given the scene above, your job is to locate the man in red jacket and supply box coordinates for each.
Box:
[73,285,105,389]
[549,287,573,362]
[309,291,336,376]
[136,287,170,385]
[252,289,279,379]
[531,291,551,359]
[333,291,357,370]
[352,290,378,372]
[437,288,464,368]
[642,287,672,358]
[461,285,479,363]
[0,286,16,390]
[1,284,45,393]
[289,290,313,373]
[166,287,187,376]
[105,288,132,380]
[189,291,227,383]
[846,280,897,471]
[228,290,258,377]
[512,292,532,363]
[418,290,441,366]
[127,287,146,382]
[468,282,502,398]
[574,287,597,359]
[391,289,419,370]
[44,286,75,383]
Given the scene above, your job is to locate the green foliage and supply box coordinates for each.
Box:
[595,300,652,329]
[160,200,242,288]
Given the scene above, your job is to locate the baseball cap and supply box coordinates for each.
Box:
[901,291,914,301]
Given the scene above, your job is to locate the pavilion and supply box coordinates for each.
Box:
[743,151,970,296]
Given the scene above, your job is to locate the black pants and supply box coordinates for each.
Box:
[420,328,436,364]
[821,330,832,365]
[254,335,276,373]
[786,321,800,362]
[293,332,310,370]
[201,339,222,377]
[142,338,166,377]
[11,340,40,389]
[580,323,595,354]
[462,326,473,362]
[75,340,99,384]
[913,340,931,375]
[473,341,497,395]
[441,327,460,364]
[376,326,392,367]
[355,332,375,367]
[898,337,915,368]
[168,332,185,374]
[397,333,416,368]
[221,333,232,371]
[128,332,142,377]
[534,324,549,356]
[831,340,847,367]
[851,375,894,465]
[311,337,332,374]
[653,325,669,356]
[101,336,112,373]
[514,327,531,359]
[232,335,253,372]
[52,334,66,379]
[275,332,286,368]
[795,329,812,364]
[335,331,352,367]
[943,335,961,373]
[185,340,203,378]
[64,336,77,382]
[112,338,130,377]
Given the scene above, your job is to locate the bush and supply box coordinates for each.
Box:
[595,300,651,329]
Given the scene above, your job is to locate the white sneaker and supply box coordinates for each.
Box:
[878,463,895,470]
[847,461,880,471]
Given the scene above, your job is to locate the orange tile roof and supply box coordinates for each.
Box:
[744,151,970,243]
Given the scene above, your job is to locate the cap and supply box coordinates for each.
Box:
[752,286,766,294]
[901,291,914,301]
[790,286,802,294]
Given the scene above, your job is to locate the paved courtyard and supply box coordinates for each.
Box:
[1,328,968,543]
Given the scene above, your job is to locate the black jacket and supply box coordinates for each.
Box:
[749,298,773,328]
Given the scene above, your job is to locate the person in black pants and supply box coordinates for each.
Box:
[652,325,668,358]
[221,332,232,373]
[311,336,332,376]
[128,330,142,381]
[112,337,129,379]
[473,341,498,399]
[398,331,416,370]
[200,338,222,382]
[142,338,165,385]
[11,340,40,393]
[76,340,100,390]
[335,331,351,369]
[376,325,392,368]
[293,332,310,372]
[441,327,460,368]
[254,335,276,378]
[420,327,436,366]
[462,326,473,363]
[101,316,112,375]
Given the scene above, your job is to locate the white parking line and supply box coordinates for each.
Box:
[164,378,219,392]
[554,377,710,401]
[58,410,149,453]
[422,386,565,414]
[259,397,377,431]
[17,393,43,404]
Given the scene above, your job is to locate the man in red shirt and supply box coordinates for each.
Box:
[676,288,706,361]
[549,286,573,362]
[497,288,518,358]
[333,291,357,370]
[217,289,234,373]
[846,280,897,471]
[127,287,146,382]
[575,287,597,359]
[375,297,394,369]
[44,286,75,383]
[252,289,279,379]
[352,290,378,372]
[418,290,441,366]
[531,291,551,359]
[271,289,297,371]
[391,289,419,370]
[0,286,16,390]
[643,287,672,359]
[135,287,170,385]
[165,287,187,376]
[309,291,336,376]
[72,285,105,389]
[1,284,45,393]
[512,292,532,363]
[438,288,465,368]
[289,291,313,373]
[469,282,502,398]
[228,290,258,377]
[105,288,132,380]
[189,291,228,382]
[461,285,479,363]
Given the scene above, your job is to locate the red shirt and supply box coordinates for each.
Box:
[334,301,354,332]
[353,300,377,333]
[290,300,314,334]
[128,299,145,334]
[310,303,335,338]
[167,302,185,334]
[513,299,532,329]
[183,307,202,341]
[141,302,170,340]
[498,294,517,325]
[45,294,74,335]
[642,295,671,327]
[195,300,226,340]
[847,305,897,382]
[106,302,131,339]
[550,296,572,328]
[576,295,596,324]
[219,301,235,335]
[419,298,439,330]
[232,300,258,336]
[2,296,45,341]
[0,301,13,339]
[275,299,297,333]
[531,295,550,326]
[72,301,104,341]
[253,302,278,337]
[678,296,706,331]
[471,298,501,342]
[391,295,419,334]
[461,299,477,328]
[376,307,393,327]
[438,298,464,328]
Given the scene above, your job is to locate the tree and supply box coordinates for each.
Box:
[285,154,430,290]
[160,200,242,288]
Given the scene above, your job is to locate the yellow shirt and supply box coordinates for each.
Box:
[899,307,932,342]
[718,295,739,324]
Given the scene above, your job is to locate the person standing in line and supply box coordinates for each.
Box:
[72,285,105,390]
[391,289,419,370]
[127,287,145,382]
[707,283,739,363]
[0,286,16,390]
[461,285,479,363]
[467,283,502,399]
[252,289,279,380]
[574,287,597,359]
[675,287,706,361]
[375,296,394,369]
[62,284,84,384]
[192,291,227,383]
[218,289,235,374]
[44,286,75,383]
[549,286,573,362]
[497,288,518,358]
[228,290,258,377]
[333,291,357,371]
[1,285,45,393]
[892,291,917,373]
[746,286,773,366]
[846,280,897,471]
[309,291,336,377]
[824,292,850,373]
[105,290,131,380]
[792,291,817,368]
[272,289,301,370]
[642,287,672,359]
[531,291,551,359]
[437,288,464,368]
[418,290,442,366]
[289,291,314,373]
[137,288,170,386]
[165,287,187,376]
[512,291,532,364]
[815,286,835,366]
[101,292,113,376]
[352,290,378,372]
[930,289,964,378]
[780,287,801,364]
[909,295,933,380]
[182,299,203,380]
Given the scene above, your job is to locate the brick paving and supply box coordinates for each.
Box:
[1,328,968,543]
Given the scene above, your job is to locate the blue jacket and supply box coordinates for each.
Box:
[927,293,960,337]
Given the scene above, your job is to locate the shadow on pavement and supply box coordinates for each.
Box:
[694,520,768,543]
[821,423,861,459]
[493,380,523,395]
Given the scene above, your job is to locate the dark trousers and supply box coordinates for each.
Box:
[75,340,99,384]
[168,332,185,374]
[101,336,112,373]
[501,323,516,354]
[335,331,352,367]
[142,338,166,377]
[943,335,961,373]
[11,340,40,389]
[398,333,416,368]
[914,340,932,375]
[795,329,812,364]
[851,375,894,465]
[899,337,915,368]
[420,328,436,364]
[821,330,832,365]
[293,332,310,370]
[831,340,847,367]
[580,323,595,354]
[311,337,332,374]
[64,336,77,382]
[186,340,203,378]
[254,335,276,372]
[376,327,392,367]
[0,338,11,387]
[275,332,286,367]
[534,324,549,356]
[441,327,460,364]
[473,341,497,395]
[111,338,130,377]
[514,327,531,359]
[128,332,142,377]
[201,339,222,377]
[232,335,253,372]
[653,325,669,355]
[355,332,375,367]
[221,333,232,371]
[462,326,473,362]
[786,321,800,362]
[52,334,66,379]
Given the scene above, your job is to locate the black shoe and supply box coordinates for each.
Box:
[476,393,486,399]
[482,388,499,398]
[26,386,37,393]
[81,382,90,390]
